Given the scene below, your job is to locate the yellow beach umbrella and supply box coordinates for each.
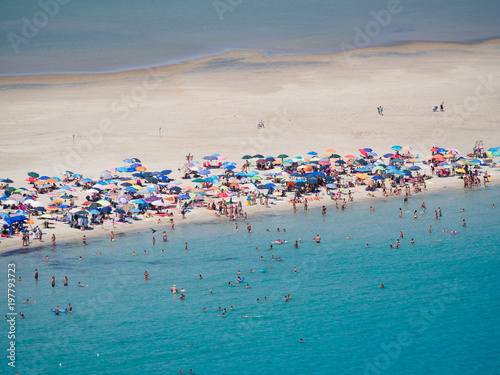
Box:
[96,199,111,207]
[455,169,466,173]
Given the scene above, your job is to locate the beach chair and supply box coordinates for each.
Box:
[432,106,438,112]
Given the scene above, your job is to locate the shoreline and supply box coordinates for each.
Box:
[1,38,499,255]
[2,39,500,83]
[2,37,500,79]
[1,176,497,256]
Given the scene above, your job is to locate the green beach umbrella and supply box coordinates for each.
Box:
[28,172,39,178]
[277,154,289,159]
[192,178,204,183]
[242,155,252,159]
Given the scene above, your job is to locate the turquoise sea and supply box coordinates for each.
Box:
[1,0,500,76]
[1,186,499,374]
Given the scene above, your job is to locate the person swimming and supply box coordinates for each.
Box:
[171,285,178,293]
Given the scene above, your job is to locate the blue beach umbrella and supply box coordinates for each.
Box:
[371,176,384,180]
[391,145,402,151]
[409,165,421,170]
[199,170,211,175]
[178,194,190,200]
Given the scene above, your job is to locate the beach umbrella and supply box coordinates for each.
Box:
[100,206,112,213]
[409,165,421,170]
[0,178,14,183]
[199,170,210,175]
[436,148,447,153]
[325,149,336,153]
[27,172,39,178]
[358,149,368,157]
[307,151,318,156]
[344,154,356,159]
[114,208,126,214]
[88,209,100,215]
[456,169,466,173]
[391,145,402,151]
[371,176,384,180]
[277,154,289,159]
[326,183,338,189]
[242,155,253,160]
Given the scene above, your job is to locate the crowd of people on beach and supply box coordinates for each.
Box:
[0,144,497,249]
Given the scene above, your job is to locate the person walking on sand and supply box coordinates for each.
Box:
[440,102,444,112]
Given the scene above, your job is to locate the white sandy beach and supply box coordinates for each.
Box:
[1,40,499,252]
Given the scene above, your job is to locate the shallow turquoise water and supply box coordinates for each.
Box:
[1,186,499,374]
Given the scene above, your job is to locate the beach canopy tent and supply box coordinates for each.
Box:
[2,215,28,235]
